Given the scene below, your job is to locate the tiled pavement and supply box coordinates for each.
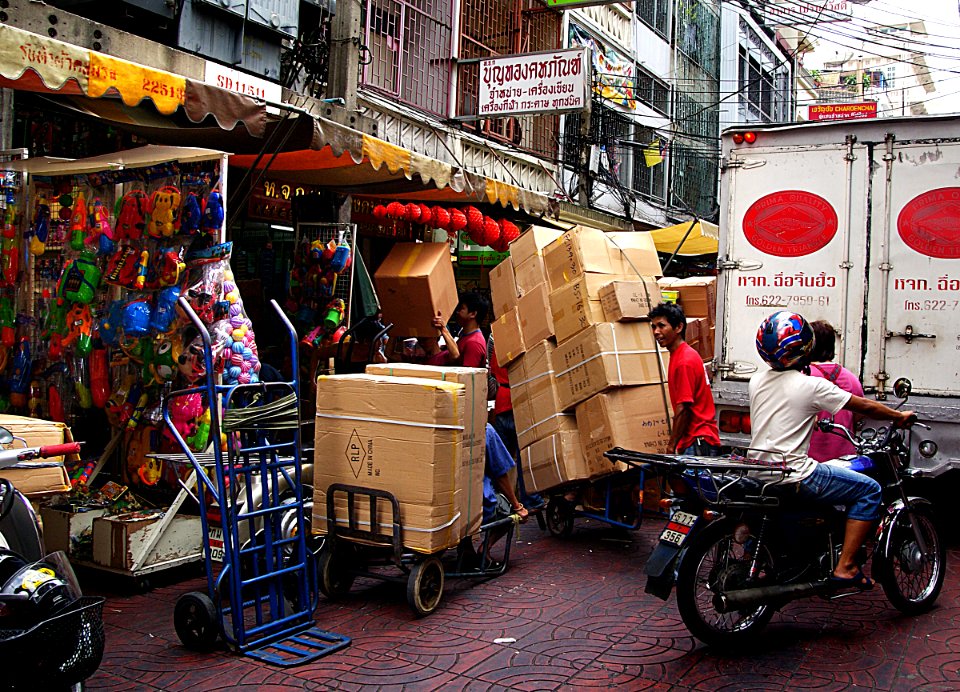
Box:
[86,518,960,691]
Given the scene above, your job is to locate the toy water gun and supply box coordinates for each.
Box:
[126,391,149,429]
[134,250,149,291]
[8,338,30,410]
[187,407,211,451]
[150,286,180,334]
[61,303,93,357]
[29,199,50,256]
[330,237,352,273]
[200,190,224,236]
[0,296,15,348]
[69,192,88,251]
[47,297,68,360]
[44,362,69,422]
[114,190,147,240]
[90,346,110,409]
[87,198,115,256]
[180,192,202,235]
[2,205,19,286]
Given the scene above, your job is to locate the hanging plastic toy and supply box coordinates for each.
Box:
[8,338,30,410]
[2,204,19,286]
[68,192,88,251]
[29,198,50,256]
[330,235,352,274]
[58,251,102,305]
[200,190,224,236]
[147,186,182,238]
[180,192,202,236]
[323,298,345,330]
[114,190,147,240]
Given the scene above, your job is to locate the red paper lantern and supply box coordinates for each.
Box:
[385,201,405,218]
[479,217,502,247]
[404,203,422,222]
[449,208,467,232]
[490,236,510,253]
[499,219,521,247]
[373,205,387,220]
[417,203,433,226]
[432,206,451,230]
[463,206,485,233]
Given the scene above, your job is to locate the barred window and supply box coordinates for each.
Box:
[563,98,632,189]
[637,0,670,37]
[631,127,666,202]
[635,65,671,115]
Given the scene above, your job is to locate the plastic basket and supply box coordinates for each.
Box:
[0,596,106,689]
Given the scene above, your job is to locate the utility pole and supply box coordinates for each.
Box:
[327,0,363,112]
[577,96,592,207]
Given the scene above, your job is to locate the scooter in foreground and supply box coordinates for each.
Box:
[0,426,105,690]
[605,378,945,648]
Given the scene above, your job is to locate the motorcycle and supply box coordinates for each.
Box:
[0,426,106,690]
[605,378,945,648]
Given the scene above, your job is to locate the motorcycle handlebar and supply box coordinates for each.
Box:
[39,442,81,458]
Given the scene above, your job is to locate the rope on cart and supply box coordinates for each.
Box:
[221,392,299,432]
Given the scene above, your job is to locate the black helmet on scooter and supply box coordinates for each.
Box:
[756,311,816,371]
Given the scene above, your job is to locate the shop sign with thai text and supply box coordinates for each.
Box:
[477,48,589,118]
[808,102,877,121]
[457,232,509,267]
[247,180,317,223]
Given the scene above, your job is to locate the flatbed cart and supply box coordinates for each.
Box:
[317,484,519,616]
[162,297,349,665]
[543,466,650,538]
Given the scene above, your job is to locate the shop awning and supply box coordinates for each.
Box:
[229,119,555,217]
[0,24,266,137]
[7,145,227,176]
[650,220,719,256]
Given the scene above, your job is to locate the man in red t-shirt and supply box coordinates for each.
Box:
[430,292,489,368]
[648,302,721,455]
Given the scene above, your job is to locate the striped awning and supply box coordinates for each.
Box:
[0,23,266,137]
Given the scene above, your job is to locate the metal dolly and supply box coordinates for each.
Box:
[543,466,650,538]
[164,297,349,665]
[317,484,518,616]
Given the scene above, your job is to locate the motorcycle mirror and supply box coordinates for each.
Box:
[893,378,912,400]
[0,427,12,445]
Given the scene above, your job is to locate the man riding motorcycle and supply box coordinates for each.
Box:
[748,311,915,589]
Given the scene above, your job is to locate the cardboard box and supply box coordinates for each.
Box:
[374,242,459,336]
[41,505,108,559]
[519,421,586,494]
[599,277,661,322]
[685,317,701,352]
[542,228,662,292]
[513,253,549,296]
[549,273,631,344]
[488,258,519,319]
[313,374,467,553]
[490,307,525,365]
[509,226,563,267]
[508,340,575,449]
[92,511,202,570]
[517,283,554,345]
[660,276,717,321]
[575,386,673,475]
[365,364,487,536]
[553,322,669,411]
[0,415,78,498]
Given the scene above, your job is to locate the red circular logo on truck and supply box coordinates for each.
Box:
[742,190,839,257]
[897,187,960,259]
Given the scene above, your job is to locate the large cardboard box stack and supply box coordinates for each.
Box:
[313,374,473,553]
[374,242,459,336]
[519,420,588,494]
[661,276,717,362]
[599,278,662,322]
[549,273,633,345]
[0,414,78,497]
[490,307,525,365]
[542,227,661,292]
[507,340,575,450]
[489,258,519,319]
[510,227,562,346]
[365,364,488,537]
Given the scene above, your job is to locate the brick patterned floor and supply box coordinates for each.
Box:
[85,518,960,691]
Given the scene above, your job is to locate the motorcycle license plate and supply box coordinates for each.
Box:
[659,511,698,547]
[208,526,224,562]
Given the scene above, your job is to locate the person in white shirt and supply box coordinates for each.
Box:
[749,311,915,590]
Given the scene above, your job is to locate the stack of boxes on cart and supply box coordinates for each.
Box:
[489,226,678,496]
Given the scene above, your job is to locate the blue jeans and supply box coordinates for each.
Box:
[797,462,882,522]
[492,411,542,507]
[680,439,722,456]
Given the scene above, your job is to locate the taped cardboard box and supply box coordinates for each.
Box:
[542,227,662,292]
[553,322,669,411]
[549,273,632,344]
[313,374,467,553]
[576,385,673,475]
[598,278,661,322]
[519,419,586,494]
[660,276,717,321]
[489,257,519,319]
[365,364,487,537]
[517,283,554,345]
[513,253,549,296]
[509,226,563,267]
[508,340,575,449]
[0,414,78,498]
[490,307,525,365]
[374,242,459,336]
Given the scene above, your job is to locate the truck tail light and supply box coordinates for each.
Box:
[732,131,757,145]
[719,410,751,434]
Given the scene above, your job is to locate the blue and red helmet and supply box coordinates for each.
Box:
[756,311,815,371]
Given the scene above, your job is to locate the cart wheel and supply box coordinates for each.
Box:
[407,555,444,617]
[318,543,356,599]
[174,591,220,651]
[546,498,575,538]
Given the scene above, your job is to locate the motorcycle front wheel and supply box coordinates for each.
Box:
[675,519,776,648]
[874,503,945,615]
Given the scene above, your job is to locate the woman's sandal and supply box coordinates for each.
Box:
[829,569,874,591]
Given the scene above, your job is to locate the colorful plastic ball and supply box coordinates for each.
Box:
[223,281,237,293]
[231,329,243,341]
[238,373,251,384]
[228,366,242,379]
[242,347,253,359]
[231,352,244,366]
[229,303,243,317]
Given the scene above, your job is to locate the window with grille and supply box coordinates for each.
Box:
[739,45,786,121]
[670,139,718,217]
[562,97,632,190]
[456,0,561,158]
[362,0,454,117]
[635,65,671,115]
[632,127,666,202]
[638,0,670,37]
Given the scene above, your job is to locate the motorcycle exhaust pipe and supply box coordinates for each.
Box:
[714,580,833,613]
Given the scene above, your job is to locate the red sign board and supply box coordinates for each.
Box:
[807,102,878,122]
[743,190,839,257]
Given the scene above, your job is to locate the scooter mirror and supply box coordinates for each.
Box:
[893,378,912,400]
[0,427,12,445]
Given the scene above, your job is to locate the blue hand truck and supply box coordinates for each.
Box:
[162,297,349,665]
[543,466,649,538]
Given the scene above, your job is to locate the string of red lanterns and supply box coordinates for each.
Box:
[371,203,520,253]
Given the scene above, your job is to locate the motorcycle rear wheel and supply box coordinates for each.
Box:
[874,503,945,615]
[676,519,776,648]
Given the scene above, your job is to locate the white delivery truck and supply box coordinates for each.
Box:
[713,114,960,478]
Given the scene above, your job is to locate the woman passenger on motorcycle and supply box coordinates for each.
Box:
[748,311,915,589]
[805,320,864,462]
